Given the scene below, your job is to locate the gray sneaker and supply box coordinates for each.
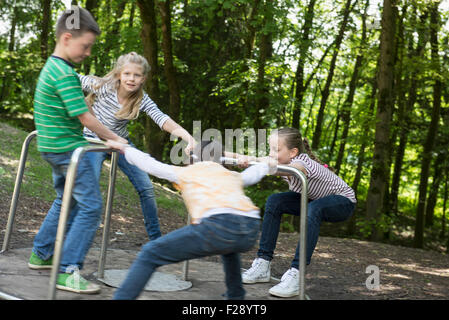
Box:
[242,258,271,284]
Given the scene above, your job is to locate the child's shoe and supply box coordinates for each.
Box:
[268,267,300,298]
[56,272,101,294]
[28,252,53,270]
[242,258,271,284]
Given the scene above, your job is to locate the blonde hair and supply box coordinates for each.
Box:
[86,52,150,120]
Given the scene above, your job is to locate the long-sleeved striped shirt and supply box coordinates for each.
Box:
[283,154,357,203]
[33,56,89,153]
[78,75,170,139]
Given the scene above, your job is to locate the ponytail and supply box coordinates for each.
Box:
[276,127,335,172]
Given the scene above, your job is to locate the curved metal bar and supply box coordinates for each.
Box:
[182,157,308,300]
[97,151,119,280]
[1,130,38,253]
[276,165,308,301]
[47,145,119,300]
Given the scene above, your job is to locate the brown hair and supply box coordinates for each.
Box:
[55,6,100,39]
[273,127,334,172]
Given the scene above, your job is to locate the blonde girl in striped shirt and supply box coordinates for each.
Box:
[79,52,196,240]
[241,127,356,298]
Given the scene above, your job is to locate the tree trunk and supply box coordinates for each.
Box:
[0,5,18,108]
[334,0,369,174]
[40,0,52,61]
[365,0,397,241]
[440,166,448,239]
[425,151,443,227]
[137,0,166,160]
[391,9,428,220]
[254,0,273,129]
[83,0,98,75]
[388,2,408,214]
[346,74,377,235]
[312,0,356,149]
[414,2,441,247]
[291,0,317,129]
[158,0,181,122]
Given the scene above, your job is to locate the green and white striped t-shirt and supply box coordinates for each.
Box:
[33,56,89,153]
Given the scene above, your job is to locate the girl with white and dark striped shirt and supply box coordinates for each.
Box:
[78,52,196,241]
[79,74,169,139]
[242,127,356,298]
[284,153,356,203]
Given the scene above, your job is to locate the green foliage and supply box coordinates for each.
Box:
[1,0,449,250]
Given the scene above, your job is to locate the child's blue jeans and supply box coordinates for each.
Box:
[113,214,260,300]
[257,192,355,268]
[87,137,161,240]
[32,150,103,273]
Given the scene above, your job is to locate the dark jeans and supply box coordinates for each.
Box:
[113,214,260,300]
[33,151,103,272]
[88,137,161,240]
[257,192,355,268]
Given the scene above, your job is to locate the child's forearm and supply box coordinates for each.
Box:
[78,112,126,143]
[162,119,195,144]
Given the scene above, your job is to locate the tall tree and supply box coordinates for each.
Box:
[291,0,317,129]
[414,1,442,248]
[254,0,274,129]
[158,0,181,123]
[82,0,98,75]
[390,7,428,217]
[365,0,397,241]
[334,0,369,174]
[40,0,52,61]
[137,0,165,159]
[312,0,357,149]
[0,4,19,107]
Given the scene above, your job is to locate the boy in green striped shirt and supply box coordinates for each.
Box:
[29,6,127,294]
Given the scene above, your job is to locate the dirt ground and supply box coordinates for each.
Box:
[1,186,448,300]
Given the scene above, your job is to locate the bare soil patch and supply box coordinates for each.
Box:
[1,185,448,300]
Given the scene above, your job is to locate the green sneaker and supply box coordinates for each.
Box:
[28,252,53,270]
[56,273,101,294]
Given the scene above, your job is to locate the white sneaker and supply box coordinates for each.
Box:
[269,268,300,298]
[242,258,271,284]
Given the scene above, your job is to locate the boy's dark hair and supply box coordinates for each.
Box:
[190,140,224,164]
[55,6,101,39]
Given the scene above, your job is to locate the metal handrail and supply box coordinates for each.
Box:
[2,132,308,300]
[47,144,119,300]
[182,157,309,300]
[0,129,118,299]
[1,130,38,253]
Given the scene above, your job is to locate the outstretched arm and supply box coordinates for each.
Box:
[240,158,277,187]
[162,119,197,155]
[105,140,178,183]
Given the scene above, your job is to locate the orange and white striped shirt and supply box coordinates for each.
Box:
[124,147,269,223]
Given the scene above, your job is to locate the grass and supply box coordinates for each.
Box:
[1,120,447,254]
[0,121,187,219]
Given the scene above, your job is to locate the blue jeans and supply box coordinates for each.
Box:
[258,192,355,269]
[32,151,103,273]
[113,214,260,300]
[88,138,161,240]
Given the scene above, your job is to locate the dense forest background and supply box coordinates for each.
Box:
[0,0,448,252]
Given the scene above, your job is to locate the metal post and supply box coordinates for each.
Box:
[182,214,191,281]
[97,151,118,280]
[47,145,118,300]
[1,131,37,253]
[180,158,308,300]
[276,165,308,301]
